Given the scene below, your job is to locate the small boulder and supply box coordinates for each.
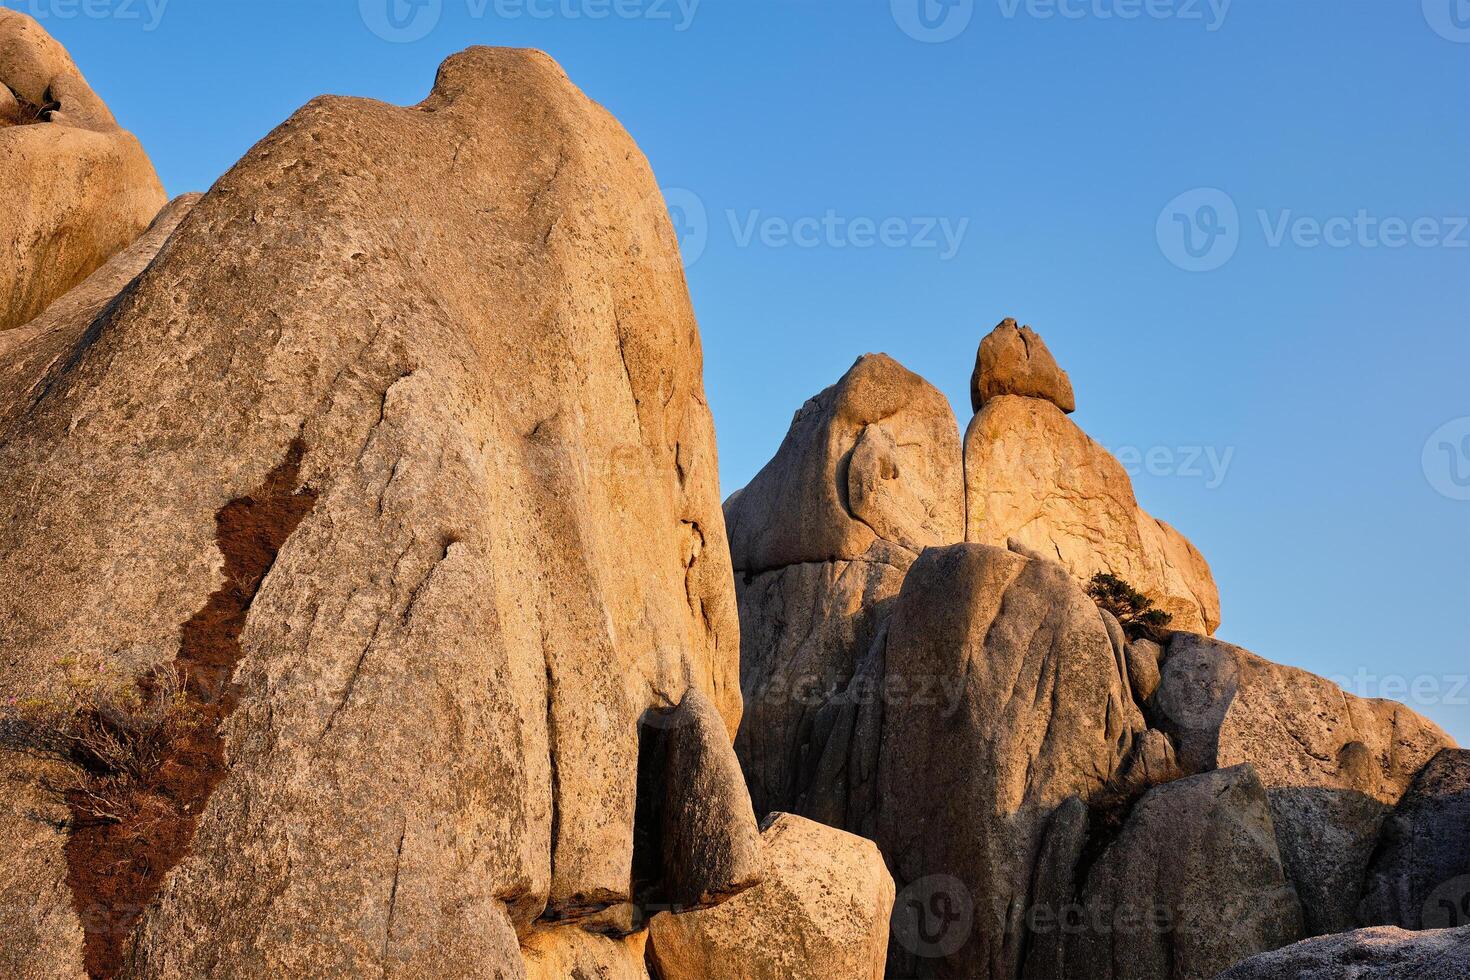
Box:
[648,813,893,980]
[971,318,1076,414]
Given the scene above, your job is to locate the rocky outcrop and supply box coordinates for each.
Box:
[963,393,1221,634]
[1358,749,1470,930]
[1214,925,1470,980]
[520,929,649,980]
[971,318,1075,413]
[725,352,964,574]
[1150,634,1454,936]
[726,353,962,820]
[0,47,745,978]
[873,544,1142,979]
[648,813,893,980]
[1026,765,1302,980]
[1,193,198,427]
[0,9,166,332]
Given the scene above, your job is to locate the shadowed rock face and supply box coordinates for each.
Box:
[1359,749,1470,931]
[1215,925,1470,980]
[1025,766,1303,980]
[1150,634,1454,938]
[0,47,746,978]
[0,9,166,332]
[874,544,1142,980]
[726,353,962,822]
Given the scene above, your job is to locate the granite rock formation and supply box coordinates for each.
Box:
[648,813,894,980]
[0,9,166,332]
[0,45,747,979]
[1215,925,1470,980]
[971,317,1075,413]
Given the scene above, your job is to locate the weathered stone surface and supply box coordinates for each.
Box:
[1151,633,1454,936]
[726,354,960,826]
[0,47,744,978]
[1214,925,1470,980]
[733,538,913,820]
[648,813,893,980]
[963,394,1220,634]
[1,9,166,332]
[1,193,198,427]
[971,318,1075,413]
[725,353,964,574]
[1359,748,1470,931]
[1057,765,1303,980]
[641,688,763,912]
[520,927,649,980]
[1126,638,1165,706]
[874,544,1141,979]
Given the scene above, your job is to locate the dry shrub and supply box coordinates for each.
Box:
[1,666,202,824]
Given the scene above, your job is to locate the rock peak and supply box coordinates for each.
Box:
[971,317,1076,414]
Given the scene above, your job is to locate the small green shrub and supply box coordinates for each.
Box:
[1087,572,1173,643]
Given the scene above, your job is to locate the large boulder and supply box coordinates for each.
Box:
[0,47,746,979]
[963,394,1220,634]
[647,813,893,980]
[1359,748,1470,930]
[1150,633,1454,936]
[1,9,166,332]
[1214,925,1470,980]
[970,318,1075,413]
[1025,765,1302,980]
[725,353,962,820]
[872,544,1142,979]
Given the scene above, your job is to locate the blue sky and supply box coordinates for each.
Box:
[23,0,1469,743]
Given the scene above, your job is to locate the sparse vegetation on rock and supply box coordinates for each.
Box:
[1086,571,1174,642]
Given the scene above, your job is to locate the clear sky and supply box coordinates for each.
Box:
[23,0,1469,743]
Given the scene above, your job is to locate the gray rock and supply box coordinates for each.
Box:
[643,688,764,913]
[1062,765,1303,980]
[1213,925,1470,980]
[1150,633,1453,936]
[874,544,1141,979]
[733,539,913,820]
[1359,749,1470,931]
